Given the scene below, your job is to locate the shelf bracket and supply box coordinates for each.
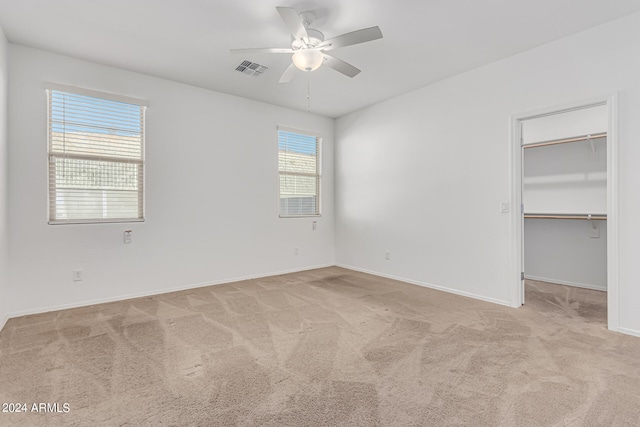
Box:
[588,214,601,238]
[588,135,596,153]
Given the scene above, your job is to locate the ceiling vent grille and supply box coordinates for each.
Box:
[235,60,268,77]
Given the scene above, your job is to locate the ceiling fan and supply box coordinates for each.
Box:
[231,6,383,83]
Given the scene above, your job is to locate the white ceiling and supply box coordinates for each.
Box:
[1,0,639,118]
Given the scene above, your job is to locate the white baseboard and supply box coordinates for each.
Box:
[337,264,515,308]
[0,312,8,333]
[524,275,607,292]
[7,263,335,319]
[617,327,640,338]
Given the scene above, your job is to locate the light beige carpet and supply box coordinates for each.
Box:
[0,268,639,426]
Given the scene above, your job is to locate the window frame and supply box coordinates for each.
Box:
[277,126,322,218]
[46,83,148,225]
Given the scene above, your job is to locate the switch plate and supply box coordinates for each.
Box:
[73,270,82,281]
[500,201,509,213]
[385,250,390,260]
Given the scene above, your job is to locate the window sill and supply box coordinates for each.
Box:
[48,218,145,225]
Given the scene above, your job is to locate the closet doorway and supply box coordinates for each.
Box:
[510,96,619,331]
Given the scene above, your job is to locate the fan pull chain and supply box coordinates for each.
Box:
[306,78,311,113]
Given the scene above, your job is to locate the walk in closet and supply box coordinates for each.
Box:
[522,105,608,293]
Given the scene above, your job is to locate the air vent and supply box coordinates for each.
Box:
[235,60,268,77]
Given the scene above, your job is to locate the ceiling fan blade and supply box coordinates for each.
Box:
[230,47,294,54]
[276,6,308,42]
[321,52,361,78]
[279,63,298,83]
[317,26,383,51]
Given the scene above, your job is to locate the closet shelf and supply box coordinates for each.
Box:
[523,132,606,149]
[524,213,607,220]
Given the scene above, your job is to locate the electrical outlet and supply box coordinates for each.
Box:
[124,230,133,244]
[73,270,83,281]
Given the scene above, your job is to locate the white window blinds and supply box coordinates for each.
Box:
[47,87,146,224]
[278,128,321,216]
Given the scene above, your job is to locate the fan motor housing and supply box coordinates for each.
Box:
[292,28,325,50]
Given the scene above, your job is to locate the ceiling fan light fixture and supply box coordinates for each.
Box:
[230,6,383,82]
[292,49,323,71]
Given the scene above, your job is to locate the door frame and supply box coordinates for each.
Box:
[509,93,619,331]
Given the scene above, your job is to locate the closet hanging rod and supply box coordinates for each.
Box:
[524,213,607,220]
[523,132,607,149]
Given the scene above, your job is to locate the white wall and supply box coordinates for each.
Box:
[335,11,640,334]
[522,105,608,214]
[7,45,335,316]
[523,137,607,214]
[0,24,8,329]
[524,219,607,291]
[522,105,607,144]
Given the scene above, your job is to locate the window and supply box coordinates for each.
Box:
[47,85,147,224]
[278,128,321,217]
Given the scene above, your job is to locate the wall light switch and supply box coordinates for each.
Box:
[124,230,133,244]
[500,201,509,213]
